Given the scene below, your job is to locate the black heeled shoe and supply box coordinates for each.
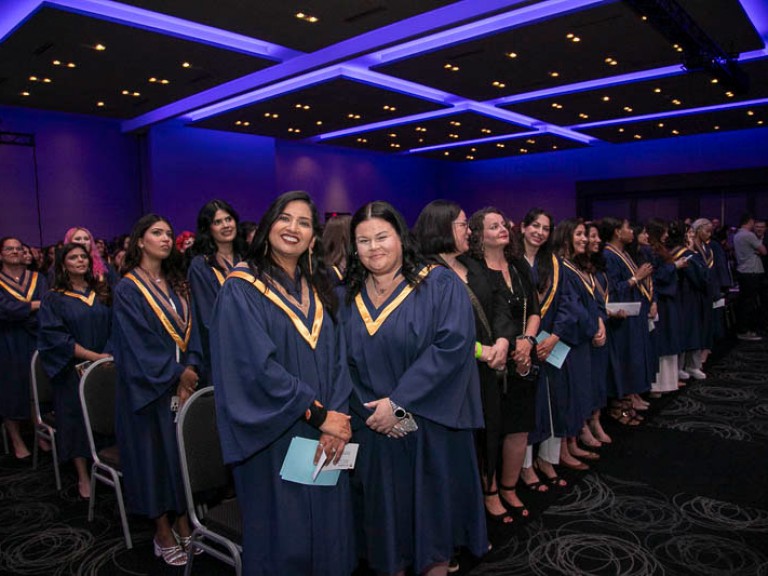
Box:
[483,490,514,525]
[499,484,530,520]
[534,459,568,489]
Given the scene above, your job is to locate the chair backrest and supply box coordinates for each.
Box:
[30,350,54,422]
[79,358,117,438]
[177,387,228,495]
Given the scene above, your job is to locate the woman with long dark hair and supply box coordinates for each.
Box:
[515,209,570,486]
[599,217,655,423]
[187,199,247,385]
[344,201,486,576]
[321,213,352,281]
[646,219,688,396]
[210,191,354,576]
[550,218,604,466]
[111,214,201,567]
[38,243,112,498]
[63,227,118,285]
[0,236,48,459]
[414,200,514,528]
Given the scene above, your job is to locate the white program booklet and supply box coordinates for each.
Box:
[606,302,641,316]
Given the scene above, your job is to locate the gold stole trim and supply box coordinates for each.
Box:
[562,259,595,298]
[670,246,687,260]
[539,255,559,319]
[211,267,226,286]
[60,289,96,306]
[605,244,653,303]
[700,242,714,269]
[228,269,323,350]
[125,273,192,352]
[594,272,609,305]
[0,271,39,302]
[355,266,433,336]
[332,266,344,281]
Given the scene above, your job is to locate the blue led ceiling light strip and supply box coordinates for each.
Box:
[569,97,768,129]
[48,0,300,59]
[120,0,536,131]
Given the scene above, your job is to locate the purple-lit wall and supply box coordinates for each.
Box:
[276,140,444,223]
[0,105,141,246]
[438,127,768,223]
[146,121,277,230]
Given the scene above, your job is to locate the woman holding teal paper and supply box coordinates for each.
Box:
[210,191,354,576]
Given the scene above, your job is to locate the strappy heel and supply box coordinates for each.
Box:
[153,538,187,566]
[499,484,530,520]
[483,490,514,525]
[172,528,203,555]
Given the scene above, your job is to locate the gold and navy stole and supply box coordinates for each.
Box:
[670,246,688,261]
[699,242,714,269]
[355,266,433,336]
[538,254,560,319]
[562,258,595,299]
[228,265,323,350]
[594,272,610,306]
[604,244,653,303]
[0,270,39,302]
[211,254,238,286]
[125,270,192,352]
[59,288,97,306]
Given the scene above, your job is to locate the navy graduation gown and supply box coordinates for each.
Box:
[550,262,599,437]
[341,265,486,575]
[650,253,682,357]
[37,289,111,461]
[210,265,354,576]
[111,273,200,518]
[677,249,711,351]
[187,254,239,385]
[0,271,47,419]
[604,246,653,396]
[591,272,610,411]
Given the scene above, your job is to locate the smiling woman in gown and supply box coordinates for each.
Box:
[342,201,487,576]
[210,191,355,576]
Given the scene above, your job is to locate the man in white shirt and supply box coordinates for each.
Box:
[733,214,767,341]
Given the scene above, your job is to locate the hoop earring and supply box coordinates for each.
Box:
[308,246,314,276]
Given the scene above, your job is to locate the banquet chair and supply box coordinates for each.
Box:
[79,357,133,549]
[177,386,242,575]
[31,350,61,490]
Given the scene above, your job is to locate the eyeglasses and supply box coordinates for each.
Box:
[453,221,469,229]
[2,246,24,253]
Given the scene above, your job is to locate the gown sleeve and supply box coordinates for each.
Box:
[37,292,76,380]
[388,269,480,429]
[210,276,320,463]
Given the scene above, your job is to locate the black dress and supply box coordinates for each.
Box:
[485,257,541,435]
[460,255,514,478]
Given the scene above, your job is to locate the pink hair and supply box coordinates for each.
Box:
[63,227,108,277]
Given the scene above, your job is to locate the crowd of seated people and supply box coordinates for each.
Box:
[1,196,756,576]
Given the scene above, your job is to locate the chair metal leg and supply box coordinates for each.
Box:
[113,473,133,549]
[50,435,62,491]
[88,464,98,522]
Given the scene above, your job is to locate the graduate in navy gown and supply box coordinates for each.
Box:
[586,223,614,443]
[38,243,112,498]
[186,199,247,385]
[646,219,687,395]
[64,227,120,286]
[0,236,48,459]
[600,217,654,420]
[112,214,202,567]
[210,191,355,576]
[342,201,487,576]
[515,210,570,488]
[550,219,604,466]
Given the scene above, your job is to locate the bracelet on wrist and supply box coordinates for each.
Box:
[305,400,328,428]
[475,342,483,359]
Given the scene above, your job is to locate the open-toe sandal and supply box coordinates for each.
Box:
[499,484,530,520]
[482,490,514,525]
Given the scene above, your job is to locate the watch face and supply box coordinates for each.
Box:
[394,408,407,419]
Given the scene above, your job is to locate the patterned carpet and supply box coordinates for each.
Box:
[1,339,767,575]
